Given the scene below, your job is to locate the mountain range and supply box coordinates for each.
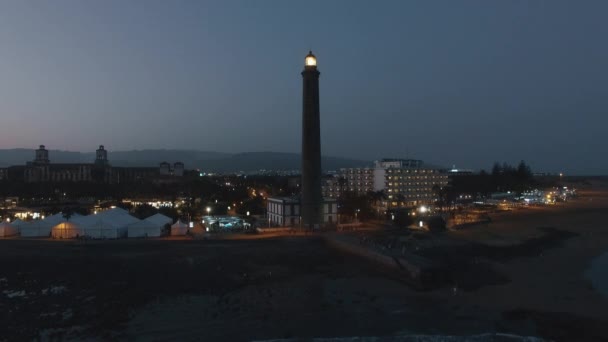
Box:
[0,149,370,172]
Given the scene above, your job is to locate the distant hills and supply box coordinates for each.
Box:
[0,149,369,172]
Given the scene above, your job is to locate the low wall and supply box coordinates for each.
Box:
[322,234,442,290]
[256,227,293,234]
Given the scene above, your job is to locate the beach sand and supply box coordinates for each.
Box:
[1,189,607,341]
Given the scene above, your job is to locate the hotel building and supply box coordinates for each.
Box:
[322,159,449,208]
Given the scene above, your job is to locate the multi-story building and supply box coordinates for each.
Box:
[323,159,449,208]
[10,145,185,184]
[24,145,99,182]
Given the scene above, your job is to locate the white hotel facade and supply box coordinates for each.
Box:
[323,159,449,208]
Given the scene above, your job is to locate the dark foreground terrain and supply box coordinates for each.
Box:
[0,237,603,342]
[1,191,608,341]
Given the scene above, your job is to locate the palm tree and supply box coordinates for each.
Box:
[395,194,406,208]
[432,184,444,210]
[62,207,74,221]
[366,190,386,218]
[337,176,347,198]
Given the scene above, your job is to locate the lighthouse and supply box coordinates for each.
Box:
[301,51,323,228]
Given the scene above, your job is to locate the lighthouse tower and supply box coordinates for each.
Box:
[300,51,323,228]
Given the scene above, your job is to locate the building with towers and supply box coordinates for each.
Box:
[95,145,109,166]
[1,145,185,183]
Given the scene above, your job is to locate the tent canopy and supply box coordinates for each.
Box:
[11,219,26,226]
[0,222,18,237]
[146,213,173,226]
[170,220,189,236]
[127,218,162,238]
[51,221,85,239]
[171,220,188,229]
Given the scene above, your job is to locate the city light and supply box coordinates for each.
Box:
[419,206,428,213]
[206,207,211,215]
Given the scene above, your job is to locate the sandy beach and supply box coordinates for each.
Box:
[1,189,607,341]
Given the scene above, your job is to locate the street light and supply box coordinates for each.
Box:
[206,207,211,215]
[246,211,250,216]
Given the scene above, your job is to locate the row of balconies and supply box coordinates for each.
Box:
[341,169,374,174]
[388,194,433,199]
[387,182,443,186]
[388,188,433,192]
[387,175,447,180]
[386,168,442,174]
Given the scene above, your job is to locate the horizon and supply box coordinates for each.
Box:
[1,1,607,174]
[2,145,604,175]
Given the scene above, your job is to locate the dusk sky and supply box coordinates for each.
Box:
[0,1,606,174]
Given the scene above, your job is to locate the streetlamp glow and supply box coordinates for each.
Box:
[206,207,211,215]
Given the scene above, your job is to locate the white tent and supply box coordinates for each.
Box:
[19,221,51,237]
[51,221,85,239]
[70,209,136,239]
[0,222,18,237]
[127,219,161,238]
[171,220,189,236]
[145,213,173,227]
[20,213,66,237]
[97,208,139,226]
[126,213,173,238]
[85,218,128,239]
[10,219,27,233]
